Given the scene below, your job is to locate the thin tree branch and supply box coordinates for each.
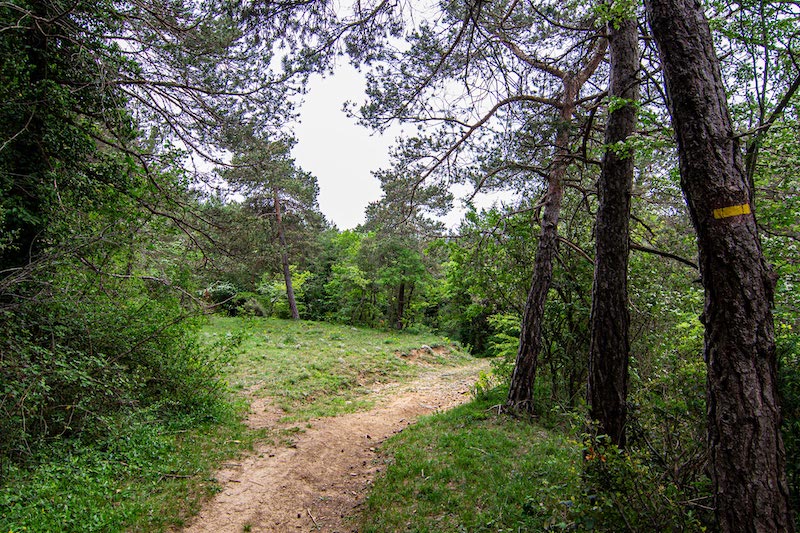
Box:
[630,241,698,270]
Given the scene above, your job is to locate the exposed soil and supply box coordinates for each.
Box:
[181,357,489,533]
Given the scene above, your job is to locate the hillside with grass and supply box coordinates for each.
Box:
[0,317,476,532]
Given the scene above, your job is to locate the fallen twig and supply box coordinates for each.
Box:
[307,508,320,529]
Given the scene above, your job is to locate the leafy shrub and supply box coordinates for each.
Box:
[235,292,268,317]
[485,313,522,379]
[778,330,800,521]
[575,433,711,531]
[257,267,311,318]
[203,281,242,315]
[0,266,229,470]
[471,370,503,400]
[628,352,708,490]
[569,338,712,531]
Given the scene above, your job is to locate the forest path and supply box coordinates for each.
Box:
[181,357,490,533]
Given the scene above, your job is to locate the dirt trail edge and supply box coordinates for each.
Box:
[182,358,490,533]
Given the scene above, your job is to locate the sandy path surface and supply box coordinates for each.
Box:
[181,358,489,533]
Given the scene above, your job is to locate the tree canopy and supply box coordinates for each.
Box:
[1,0,798,530]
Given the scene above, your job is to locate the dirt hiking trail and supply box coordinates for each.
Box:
[182,357,490,533]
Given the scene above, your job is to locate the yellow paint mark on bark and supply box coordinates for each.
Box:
[713,203,751,219]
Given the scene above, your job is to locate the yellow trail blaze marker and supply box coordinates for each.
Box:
[713,203,751,219]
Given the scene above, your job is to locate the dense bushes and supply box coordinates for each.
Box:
[778,331,800,518]
[0,265,228,470]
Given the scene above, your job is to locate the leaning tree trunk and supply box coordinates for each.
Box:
[274,188,299,320]
[587,16,639,448]
[506,38,608,414]
[506,81,576,413]
[645,0,793,530]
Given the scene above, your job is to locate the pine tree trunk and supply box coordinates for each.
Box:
[645,0,793,529]
[505,37,607,414]
[587,17,639,448]
[274,188,299,320]
[506,83,575,413]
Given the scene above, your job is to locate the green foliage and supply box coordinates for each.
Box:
[0,0,137,270]
[576,434,711,531]
[0,279,247,532]
[485,313,522,380]
[216,134,326,301]
[755,120,800,336]
[203,281,241,315]
[0,400,258,533]
[301,230,441,331]
[778,330,800,521]
[359,384,711,532]
[0,269,229,465]
[442,207,535,353]
[257,267,312,318]
[195,201,278,291]
[592,0,637,28]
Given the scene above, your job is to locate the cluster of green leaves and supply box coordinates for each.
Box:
[0,271,253,533]
[0,278,227,461]
[577,434,711,531]
[299,230,437,330]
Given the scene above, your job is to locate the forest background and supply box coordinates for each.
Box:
[1,0,798,531]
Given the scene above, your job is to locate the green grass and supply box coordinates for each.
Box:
[204,316,471,419]
[358,386,583,533]
[0,316,470,533]
[0,404,267,533]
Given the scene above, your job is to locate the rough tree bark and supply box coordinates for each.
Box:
[587,16,639,448]
[506,100,570,412]
[274,188,299,320]
[506,39,607,412]
[645,0,793,529]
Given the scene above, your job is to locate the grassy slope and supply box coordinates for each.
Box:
[359,387,583,533]
[206,316,471,419]
[0,317,471,533]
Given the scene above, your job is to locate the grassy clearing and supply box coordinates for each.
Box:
[205,316,471,420]
[359,386,584,533]
[0,316,469,532]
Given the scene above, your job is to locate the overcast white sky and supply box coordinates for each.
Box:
[291,61,513,230]
[292,64,395,230]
